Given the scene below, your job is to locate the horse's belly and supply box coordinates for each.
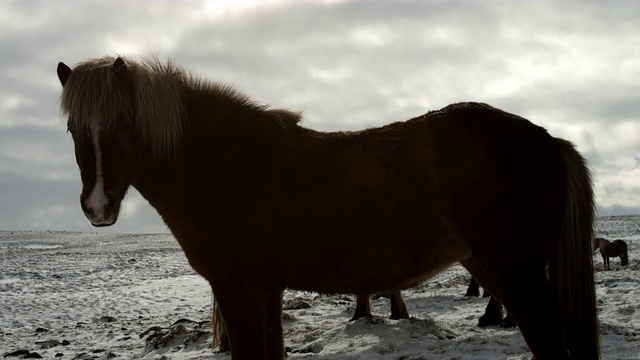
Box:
[283,232,471,294]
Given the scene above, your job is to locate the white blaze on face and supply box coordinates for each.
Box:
[85,120,109,221]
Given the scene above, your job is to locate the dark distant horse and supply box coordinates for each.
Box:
[465,277,489,298]
[57,56,599,359]
[213,291,409,352]
[466,277,515,328]
[593,237,628,270]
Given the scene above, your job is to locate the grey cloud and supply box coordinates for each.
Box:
[1,0,639,232]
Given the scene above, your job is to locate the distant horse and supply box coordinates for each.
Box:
[465,277,489,298]
[216,277,509,353]
[213,291,409,352]
[465,277,515,328]
[593,237,629,270]
[351,291,409,321]
[57,56,599,359]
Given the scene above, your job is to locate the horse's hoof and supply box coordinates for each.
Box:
[478,314,501,328]
[215,347,230,354]
[500,315,517,328]
[465,290,480,297]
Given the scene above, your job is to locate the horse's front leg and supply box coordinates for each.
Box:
[350,293,372,321]
[465,277,481,297]
[478,295,504,327]
[214,286,284,360]
[389,291,409,320]
[265,289,285,359]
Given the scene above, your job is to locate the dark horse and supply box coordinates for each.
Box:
[57,56,599,359]
[466,277,516,328]
[593,237,629,270]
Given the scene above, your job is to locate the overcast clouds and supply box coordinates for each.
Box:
[1,0,639,233]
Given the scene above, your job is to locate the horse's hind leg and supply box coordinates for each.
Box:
[494,269,567,359]
[500,312,516,328]
[389,291,409,320]
[478,296,503,328]
[476,296,515,328]
[464,256,566,358]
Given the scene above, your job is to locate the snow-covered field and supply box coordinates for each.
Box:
[1,216,639,359]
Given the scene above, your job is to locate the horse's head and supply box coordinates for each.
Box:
[593,237,609,252]
[57,57,139,227]
[620,243,629,266]
[621,253,629,266]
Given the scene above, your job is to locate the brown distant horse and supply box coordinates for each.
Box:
[57,56,599,359]
[351,292,409,321]
[593,237,629,270]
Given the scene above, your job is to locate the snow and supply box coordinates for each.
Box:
[1,216,639,359]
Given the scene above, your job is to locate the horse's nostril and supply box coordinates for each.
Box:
[81,200,94,217]
[80,196,88,211]
[79,190,119,226]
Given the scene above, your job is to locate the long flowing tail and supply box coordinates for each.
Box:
[551,138,599,359]
[211,295,226,351]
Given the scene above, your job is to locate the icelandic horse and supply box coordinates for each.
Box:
[594,237,629,270]
[57,56,599,359]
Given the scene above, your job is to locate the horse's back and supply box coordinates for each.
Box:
[269,102,568,292]
[600,238,626,256]
[384,103,565,238]
[612,239,627,249]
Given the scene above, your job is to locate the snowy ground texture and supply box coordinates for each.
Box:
[1,216,639,359]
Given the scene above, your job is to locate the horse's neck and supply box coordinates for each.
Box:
[131,104,291,229]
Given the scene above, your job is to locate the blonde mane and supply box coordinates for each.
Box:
[59,56,300,160]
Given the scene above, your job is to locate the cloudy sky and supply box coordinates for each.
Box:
[1,0,639,233]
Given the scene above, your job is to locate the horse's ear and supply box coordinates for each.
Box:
[57,62,72,86]
[111,57,128,78]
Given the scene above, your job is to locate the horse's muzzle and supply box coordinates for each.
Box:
[80,193,119,227]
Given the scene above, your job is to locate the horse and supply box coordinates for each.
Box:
[593,237,629,270]
[466,277,515,328]
[465,276,489,297]
[57,55,599,359]
[213,291,409,353]
[351,291,409,321]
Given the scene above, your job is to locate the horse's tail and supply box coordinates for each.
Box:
[551,138,600,359]
[212,295,224,349]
